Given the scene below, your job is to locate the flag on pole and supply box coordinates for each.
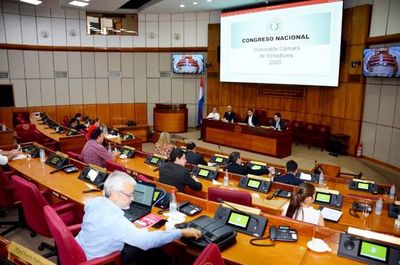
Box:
[197,77,205,127]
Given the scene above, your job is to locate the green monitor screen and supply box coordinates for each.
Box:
[357,182,369,190]
[50,156,59,165]
[122,149,130,155]
[227,212,250,229]
[315,192,331,204]
[198,169,209,177]
[247,179,261,189]
[251,164,262,170]
[214,157,223,163]
[153,190,160,202]
[150,157,159,164]
[358,241,388,262]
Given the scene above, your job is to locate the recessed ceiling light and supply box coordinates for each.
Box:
[207,0,212,2]
[193,1,198,4]
[180,4,185,7]
[69,0,88,7]
[20,0,42,5]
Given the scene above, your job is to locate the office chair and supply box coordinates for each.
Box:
[15,124,37,143]
[208,187,252,207]
[43,205,121,265]
[0,169,24,236]
[105,160,126,173]
[193,243,224,265]
[11,175,82,258]
[136,174,151,182]
[32,130,58,151]
[67,151,81,161]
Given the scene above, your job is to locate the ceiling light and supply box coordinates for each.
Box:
[20,0,42,5]
[180,4,185,8]
[193,2,198,4]
[69,0,88,7]
[207,0,212,2]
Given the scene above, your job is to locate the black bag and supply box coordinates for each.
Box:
[177,215,237,249]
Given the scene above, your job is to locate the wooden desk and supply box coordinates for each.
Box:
[202,119,292,158]
[153,103,188,133]
[31,116,87,154]
[6,157,364,265]
[112,125,150,142]
[105,135,143,151]
[0,128,13,146]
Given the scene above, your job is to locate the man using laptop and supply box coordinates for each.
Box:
[76,171,201,265]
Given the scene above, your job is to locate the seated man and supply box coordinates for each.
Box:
[185,142,207,166]
[206,107,220,120]
[69,118,85,131]
[222,105,236,123]
[272,112,286,131]
[243,108,259,127]
[75,171,201,265]
[80,128,120,167]
[226,151,269,176]
[0,148,21,166]
[274,160,303,186]
[159,148,202,192]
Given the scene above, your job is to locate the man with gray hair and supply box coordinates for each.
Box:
[76,170,201,265]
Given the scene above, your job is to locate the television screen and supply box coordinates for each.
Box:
[172,54,204,74]
[0,85,15,107]
[363,46,400,77]
[220,0,343,86]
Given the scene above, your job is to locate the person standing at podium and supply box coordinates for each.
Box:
[222,105,236,123]
[272,112,286,131]
[243,109,259,127]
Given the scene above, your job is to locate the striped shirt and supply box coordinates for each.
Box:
[80,140,113,167]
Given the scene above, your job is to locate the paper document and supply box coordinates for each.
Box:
[320,207,342,222]
[12,154,27,160]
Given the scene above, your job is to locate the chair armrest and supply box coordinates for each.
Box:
[51,201,77,214]
[79,251,121,265]
[67,224,81,236]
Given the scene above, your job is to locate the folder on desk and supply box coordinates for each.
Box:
[320,207,342,222]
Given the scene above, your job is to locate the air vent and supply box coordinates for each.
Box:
[109,71,121,78]
[0,72,9,79]
[54,71,68,78]
[160,71,171,78]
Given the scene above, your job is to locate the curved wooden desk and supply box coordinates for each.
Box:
[153,103,188,133]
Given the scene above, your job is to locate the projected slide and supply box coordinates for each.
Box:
[220,0,343,86]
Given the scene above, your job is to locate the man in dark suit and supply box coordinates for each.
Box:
[222,105,236,123]
[274,160,303,186]
[185,142,207,165]
[159,148,202,192]
[272,112,286,131]
[243,108,259,127]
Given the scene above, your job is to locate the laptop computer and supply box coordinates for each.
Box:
[124,181,156,222]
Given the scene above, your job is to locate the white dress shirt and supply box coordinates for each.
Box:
[0,154,8,165]
[206,112,220,120]
[248,115,254,127]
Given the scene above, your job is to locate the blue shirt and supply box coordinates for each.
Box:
[75,197,181,260]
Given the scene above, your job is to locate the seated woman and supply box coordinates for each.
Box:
[155,132,175,158]
[226,151,269,176]
[281,183,325,226]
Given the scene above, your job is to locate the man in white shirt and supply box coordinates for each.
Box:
[206,107,220,120]
[0,149,21,166]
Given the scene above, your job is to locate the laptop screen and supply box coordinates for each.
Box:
[133,182,155,207]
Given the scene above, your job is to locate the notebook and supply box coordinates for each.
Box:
[320,207,343,222]
[124,181,156,222]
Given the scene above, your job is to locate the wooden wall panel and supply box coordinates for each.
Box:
[350,5,371,45]
[122,103,135,124]
[0,107,13,128]
[230,83,243,108]
[218,84,230,107]
[96,104,110,125]
[348,45,365,76]
[109,103,123,126]
[42,106,56,121]
[305,87,320,114]
[281,98,294,112]
[207,77,220,107]
[56,105,71,123]
[345,83,364,121]
[83,104,97,119]
[134,103,147,125]
[319,88,333,116]
[344,119,361,154]
[70,104,84,118]
[331,84,347,118]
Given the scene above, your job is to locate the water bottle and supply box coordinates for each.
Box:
[375,198,383,215]
[39,148,46,163]
[108,143,112,153]
[318,171,324,185]
[389,185,396,200]
[1,123,6,131]
[169,189,178,218]
[394,215,400,231]
[224,170,229,187]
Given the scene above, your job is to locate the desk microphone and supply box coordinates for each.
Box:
[217,145,224,156]
[216,198,260,237]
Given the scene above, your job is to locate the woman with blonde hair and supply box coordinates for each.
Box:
[281,182,325,226]
[155,132,175,158]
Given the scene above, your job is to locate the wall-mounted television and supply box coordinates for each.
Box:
[220,0,343,87]
[363,46,400,78]
[172,54,204,74]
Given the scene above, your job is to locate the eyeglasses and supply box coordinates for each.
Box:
[119,191,134,199]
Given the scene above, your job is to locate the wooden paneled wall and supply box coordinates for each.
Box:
[206,5,371,156]
[0,103,147,129]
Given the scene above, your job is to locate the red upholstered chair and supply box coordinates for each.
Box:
[303,123,317,149]
[67,151,81,161]
[292,121,304,145]
[254,109,267,126]
[311,125,331,151]
[15,124,37,143]
[43,205,121,265]
[136,174,151,182]
[32,130,58,151]
[11,175,82,258]
[266,117,274,127]
[105,160,126,173]
[63,116,70,127]
[0,169,24,236]
[208,187,252,207]
[235,114,241,123]
[193,243,224,265]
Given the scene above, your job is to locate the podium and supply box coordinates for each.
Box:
[153,104,188,133]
